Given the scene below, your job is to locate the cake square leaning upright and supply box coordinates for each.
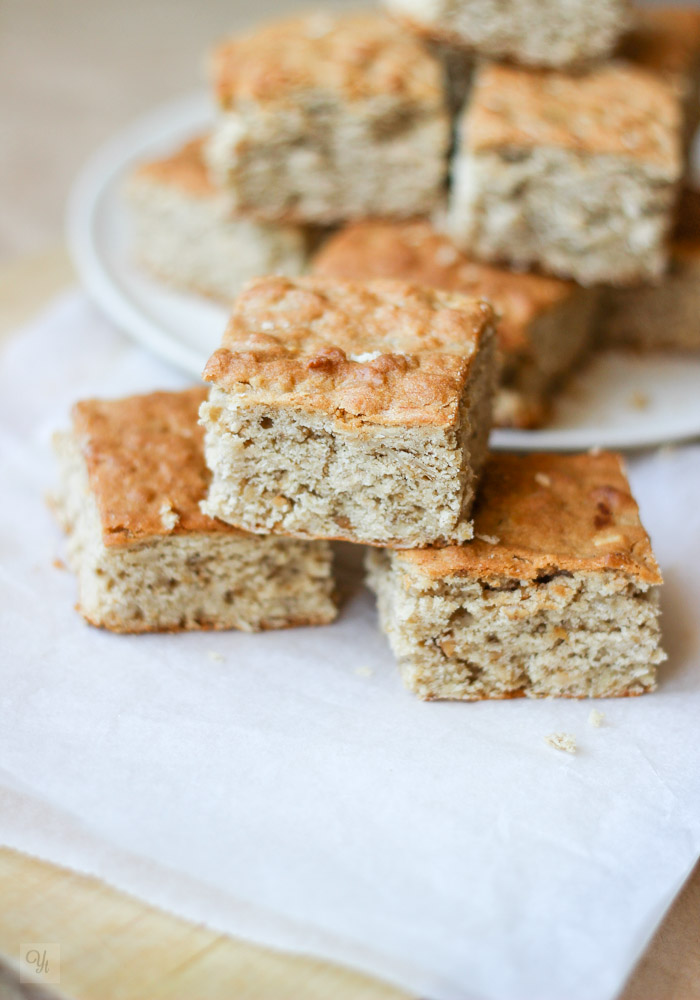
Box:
[53,388,337,633]
[205,11,451,224]
[367,451,665,699]
[448,62,683,285]
[200,276,497,548]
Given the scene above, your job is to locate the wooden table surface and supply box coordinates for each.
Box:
[0,249,699,1000]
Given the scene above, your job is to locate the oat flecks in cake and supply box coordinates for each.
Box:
[206,12,449,224]
[448,61,682,285]
[200,276,496,548]
[366,451,665,700]
[545,733,577,754]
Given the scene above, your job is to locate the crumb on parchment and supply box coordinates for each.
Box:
[545,732,577,754]
[588,709,605,728]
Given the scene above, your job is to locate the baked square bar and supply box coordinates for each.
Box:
[599,188,700,351]
[448,62,683,286]
[385,0,629,68]
[126,137,307,302]
[367,451,665,699]
[53,388,336,633]
[206,11,450,224]
[312,218,598,428]
[200,276,496,547]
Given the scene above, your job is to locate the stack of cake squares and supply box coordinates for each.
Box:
[56,0,692,700]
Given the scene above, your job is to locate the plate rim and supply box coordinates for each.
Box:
[66,91,700,453]
[66,91,212,377]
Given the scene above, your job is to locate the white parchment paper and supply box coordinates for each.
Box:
[1,293,699,1000]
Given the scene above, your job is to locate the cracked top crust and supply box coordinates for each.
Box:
[211,11,444,107]
[203,276,495,427]
[395,451,662,584]
[312,218,576,353]
[466,62,682,169]
[72,388,244,546]
[131,137,215,197]
[620,6,700,82]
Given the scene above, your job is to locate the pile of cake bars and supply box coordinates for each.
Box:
[57,0,700,699]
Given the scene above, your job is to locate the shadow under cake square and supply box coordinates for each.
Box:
[200,276,496,548]
[53,388,336,633]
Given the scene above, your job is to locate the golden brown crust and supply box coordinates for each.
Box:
[396,451,662,584]
[466,62,682,168]
[72,388,246,547]
[620,6,700,80]
[203,276,495,428]
[210,11,444,107]
[131,137,215,197]
[311,218,575,353]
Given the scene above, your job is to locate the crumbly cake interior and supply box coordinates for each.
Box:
[54,432,336,633]
[449,146,678,286]
[367,551,664,699]
[387,0,628,67]
[206,98,449,224]
[201,333,493,546]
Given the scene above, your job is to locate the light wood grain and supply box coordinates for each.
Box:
[0,847,408,1000]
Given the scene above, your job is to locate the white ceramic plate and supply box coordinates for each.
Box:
[67,92,700,451]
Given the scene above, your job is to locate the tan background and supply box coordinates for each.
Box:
[1,0,698,998]
[0,0,354,264]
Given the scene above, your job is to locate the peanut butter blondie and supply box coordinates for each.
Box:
[200,276,496,547]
